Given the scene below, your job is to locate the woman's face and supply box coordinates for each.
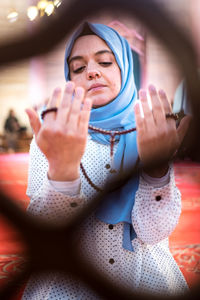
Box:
[68,35,121,108]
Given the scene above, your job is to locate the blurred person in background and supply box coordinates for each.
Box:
[4,109,20,153]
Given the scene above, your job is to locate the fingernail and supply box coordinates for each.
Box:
[65,81,74,93]
[133,100,140,107]
[134,100,144,118]
[76,87,84,97]
[85,98,92,108]
[148,84,156,92]
[55,87,61,94]
[139,90,146,99]
[159,89,165,96]
[25,109,31,117]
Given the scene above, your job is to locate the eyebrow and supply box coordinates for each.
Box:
[68,50,113,65]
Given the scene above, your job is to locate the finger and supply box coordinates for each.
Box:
[139,89,155,130]
[61,81,75,108]
[78,97,92,136]
[56,81,75,125]
[158,89,172,114]
[158,89,176,130]
[45,87,61,122]
[177,115,192,146]
[148,85,165,125]
[25,108,41,136]
[47,87,62,108]
[67,87,85,131]
[134,100,146,135]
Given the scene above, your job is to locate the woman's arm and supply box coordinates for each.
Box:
[26,82,92,182]
[26,137,85,224]
[132,165,181,244]
[134,85,191,177]
[25,82,92,223]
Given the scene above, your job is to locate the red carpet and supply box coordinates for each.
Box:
[0,153,199,296]
[170,162,200,288]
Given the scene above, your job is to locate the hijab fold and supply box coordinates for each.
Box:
[65,22,139,252]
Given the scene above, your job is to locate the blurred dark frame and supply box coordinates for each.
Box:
[0,0,200,299]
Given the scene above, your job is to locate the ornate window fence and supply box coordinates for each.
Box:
[0,0,199,299]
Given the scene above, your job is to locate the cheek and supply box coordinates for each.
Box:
[70,74,86,88]
[112,71,121,94]
[116,78,121,93]
[115,85,121,99]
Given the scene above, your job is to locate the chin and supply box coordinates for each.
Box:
[92,102,109,108]
[92,98,114,108]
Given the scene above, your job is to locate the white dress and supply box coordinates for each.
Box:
[22,136,188,299]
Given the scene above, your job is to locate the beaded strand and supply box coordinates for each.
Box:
[81,125,137,191]
[41,106,184,192]
[41,108,137,191]
[88,125,136,160]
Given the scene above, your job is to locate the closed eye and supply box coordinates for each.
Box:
[99,62,112,67]
[73,66,86,74]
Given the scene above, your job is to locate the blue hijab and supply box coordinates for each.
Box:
[64,22,139,252]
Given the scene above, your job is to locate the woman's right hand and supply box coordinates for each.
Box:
[26,81,92,181]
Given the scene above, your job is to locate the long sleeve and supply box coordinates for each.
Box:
[26,138,85,224]
[132,166,181,245]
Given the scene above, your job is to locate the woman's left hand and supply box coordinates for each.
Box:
[134,85,191,177]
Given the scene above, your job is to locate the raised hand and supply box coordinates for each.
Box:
[26,81,92,181]
[134,85,191,177]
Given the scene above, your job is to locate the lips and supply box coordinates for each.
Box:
[88,83,106,92]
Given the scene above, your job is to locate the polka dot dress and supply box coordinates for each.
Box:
[22,136,189,299]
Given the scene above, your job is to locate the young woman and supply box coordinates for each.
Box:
[22,22,189,299]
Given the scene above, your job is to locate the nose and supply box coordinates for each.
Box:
[87,64,101,80]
